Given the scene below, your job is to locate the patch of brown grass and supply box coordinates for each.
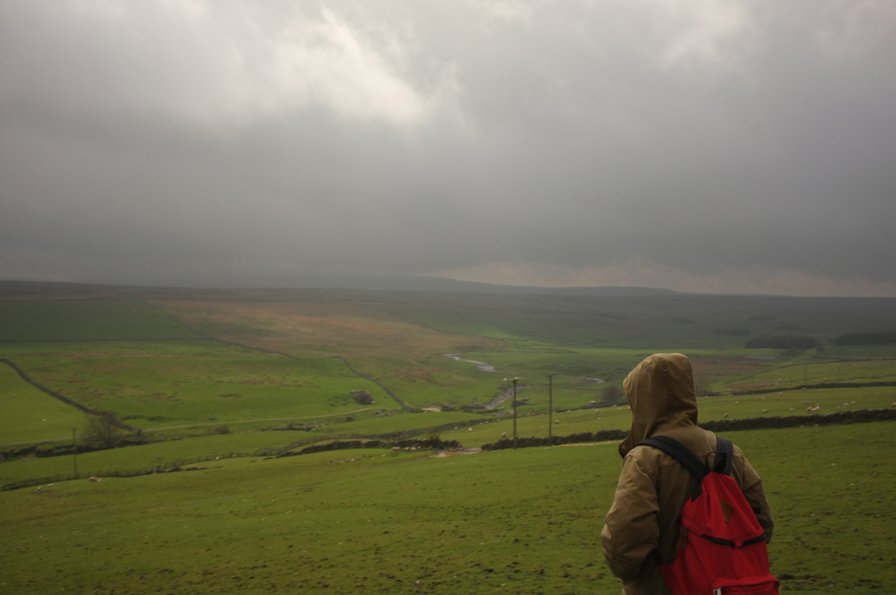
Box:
[157,300,502,361]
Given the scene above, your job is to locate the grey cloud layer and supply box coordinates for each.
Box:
[1,1,894,291]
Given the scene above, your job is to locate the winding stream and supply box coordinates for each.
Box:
[445,353,496,372]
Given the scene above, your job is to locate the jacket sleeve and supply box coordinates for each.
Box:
[734,447,774,542]
[601,453,660,581]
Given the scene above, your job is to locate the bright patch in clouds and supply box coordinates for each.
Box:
[266,9,434,127]
[33,2,450,128]
[654,0,749,70]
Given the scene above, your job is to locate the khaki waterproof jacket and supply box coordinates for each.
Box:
[601,353,774,595]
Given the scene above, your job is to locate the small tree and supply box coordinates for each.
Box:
[693,373,709,397]
[600,384,623,406]
[81,413,125,448]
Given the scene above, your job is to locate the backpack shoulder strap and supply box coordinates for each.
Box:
[713,436,734,474]
[637,435,707,482]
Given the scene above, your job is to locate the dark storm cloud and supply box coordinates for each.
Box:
[1,1,894,294]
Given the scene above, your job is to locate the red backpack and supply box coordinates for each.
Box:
[638,436,779,595]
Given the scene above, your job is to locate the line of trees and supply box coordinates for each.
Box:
[835,330,896,346]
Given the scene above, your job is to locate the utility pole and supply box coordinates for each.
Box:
[72,428,78,477]
[548,374,555,439]
[511,377,519,449]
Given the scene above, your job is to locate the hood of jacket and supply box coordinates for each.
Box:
[618,353,699,457]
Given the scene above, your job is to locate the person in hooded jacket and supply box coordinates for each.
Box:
[601,353,774,594]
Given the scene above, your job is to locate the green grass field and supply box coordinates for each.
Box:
[3,290,895,441]
[1,423,892,593]
[0,363,89,446]
[2,284,895,593]
[1,341,401,430]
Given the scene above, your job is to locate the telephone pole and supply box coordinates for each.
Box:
[72,428,78,477]
[511,377,519,448]
[548,374,555,439]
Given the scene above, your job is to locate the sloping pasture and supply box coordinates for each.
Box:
[7,291,895,433]
[156,298,514,410]
[1,423,893,593]
[4,383,892,487]
[440,385,896,448]
[0,362,89,447]
[724,352,896,392]
[2,341,395,433]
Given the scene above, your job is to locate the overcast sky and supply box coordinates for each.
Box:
[1,1,894,296]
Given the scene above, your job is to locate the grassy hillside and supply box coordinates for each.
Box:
[1,423,893,593]
[4,342,396,429]
[5,382,892,488]
[0,362,89,446]
[1,283,894,593]
[2,283,894,452]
